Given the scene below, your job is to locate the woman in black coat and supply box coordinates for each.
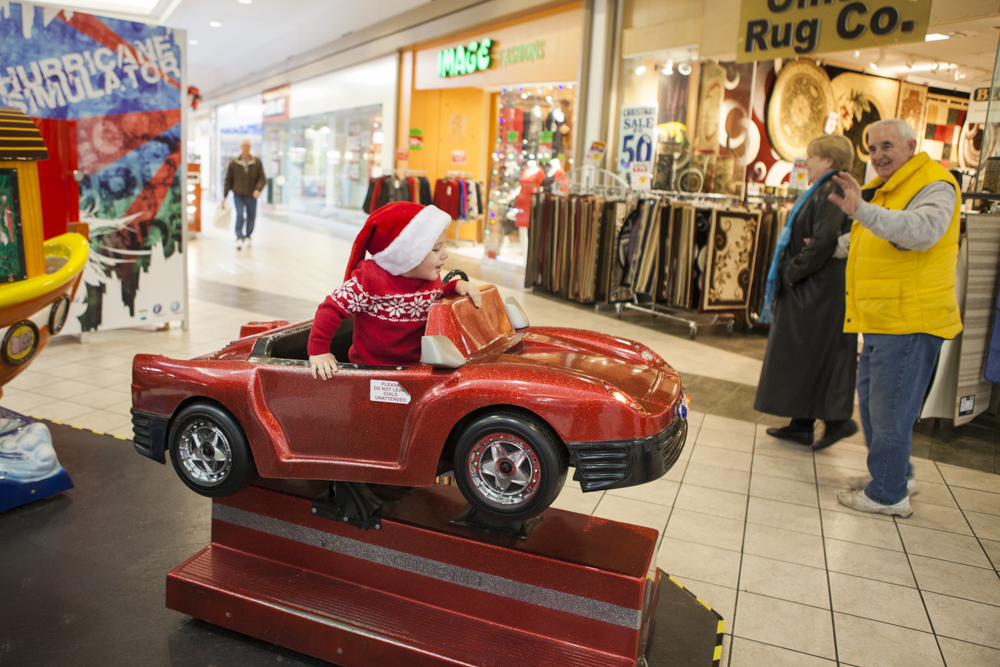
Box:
[754,135,858,450]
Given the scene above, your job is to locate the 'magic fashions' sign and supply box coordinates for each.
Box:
[735,0,932,63]
[438,39,493,78]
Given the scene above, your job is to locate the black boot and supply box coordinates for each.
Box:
[766,419,814,446]
[812,420,859,451]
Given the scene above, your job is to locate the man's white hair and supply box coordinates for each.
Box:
[867,118,917,145]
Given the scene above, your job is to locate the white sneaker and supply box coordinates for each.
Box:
[837,489,912,517]
[847,475,917,496]
[236,239,243,250]
[245,237,252,248]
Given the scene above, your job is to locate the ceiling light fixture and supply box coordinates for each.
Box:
[209,21,222,27]
[925,34,949,42]
[664,59,673,75]
[905,56,916,69]
[853,50,860,59]
[635,65,647,75]
[677,49,696,76]
[189,39,198,45]
[239,0,253,4]
[869,49,885,71]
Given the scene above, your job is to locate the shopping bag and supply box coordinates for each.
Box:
[213,200,230,229]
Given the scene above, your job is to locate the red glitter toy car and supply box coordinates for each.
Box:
[131,285,689,521]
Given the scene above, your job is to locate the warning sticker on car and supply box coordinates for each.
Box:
[370,380,411,404]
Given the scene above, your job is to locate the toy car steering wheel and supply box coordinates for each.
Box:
[443,270,469,284]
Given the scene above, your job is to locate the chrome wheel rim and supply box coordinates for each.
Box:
[177,419,232,485]
[467,432,541,506]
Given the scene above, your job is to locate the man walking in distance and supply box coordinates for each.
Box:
[828,118,962,518]
[224,139,267,250]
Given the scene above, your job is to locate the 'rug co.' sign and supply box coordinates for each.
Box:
[735,0,932,63]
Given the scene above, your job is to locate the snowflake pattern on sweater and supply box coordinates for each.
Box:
[331,277,440,322]
[307,260,460,364]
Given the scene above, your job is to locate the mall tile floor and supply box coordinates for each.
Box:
[3,209,1000,666]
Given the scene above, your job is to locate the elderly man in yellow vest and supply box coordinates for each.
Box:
[828,118,961,518]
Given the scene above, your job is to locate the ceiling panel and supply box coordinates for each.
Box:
[168,0,430,93]
[821,17,1000,91]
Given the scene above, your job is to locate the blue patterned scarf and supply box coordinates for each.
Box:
[758,170,836,323]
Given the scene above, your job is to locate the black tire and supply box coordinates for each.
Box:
[452,411,568,522]
[168,403,257,497]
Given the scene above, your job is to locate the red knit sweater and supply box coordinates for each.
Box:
[307,260,459,366]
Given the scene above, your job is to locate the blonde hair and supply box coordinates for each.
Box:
[807,134,854,172]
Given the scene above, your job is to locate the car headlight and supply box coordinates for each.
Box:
[604,382,646,413]
[630,341,663,365]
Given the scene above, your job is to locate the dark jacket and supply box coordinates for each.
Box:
[224,156,267,198]
[754,178,858,421]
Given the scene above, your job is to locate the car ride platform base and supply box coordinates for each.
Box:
[166,482,723,667]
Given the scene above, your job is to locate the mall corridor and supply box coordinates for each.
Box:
[2,0,1000,664]
[2,211,999,666]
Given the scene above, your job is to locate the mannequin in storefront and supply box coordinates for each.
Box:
[545,100,572,155]
[543,158,565,190]
[513,160,544,256]
[526,106,544,149]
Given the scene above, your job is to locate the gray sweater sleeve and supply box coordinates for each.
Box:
[852,181,956,251]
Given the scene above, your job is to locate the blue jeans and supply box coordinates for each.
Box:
[233,194,257,240]
[858,333,943,505]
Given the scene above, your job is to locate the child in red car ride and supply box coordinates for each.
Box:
[308,202,481,379]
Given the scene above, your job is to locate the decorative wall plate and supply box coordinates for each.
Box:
[766,60,836,163]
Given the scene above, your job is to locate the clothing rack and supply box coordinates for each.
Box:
[433,173,484,246]
[363,172,433,213]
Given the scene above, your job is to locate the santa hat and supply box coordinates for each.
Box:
[345,202,452,281]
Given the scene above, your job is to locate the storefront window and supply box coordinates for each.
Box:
[262,104,382,224]
[485,84,577,266]
[617,48,755,196]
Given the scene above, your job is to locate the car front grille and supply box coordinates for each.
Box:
[574,446,632,491]
[569,417,686,492]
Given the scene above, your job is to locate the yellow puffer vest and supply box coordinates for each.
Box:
[844,152,962,338]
